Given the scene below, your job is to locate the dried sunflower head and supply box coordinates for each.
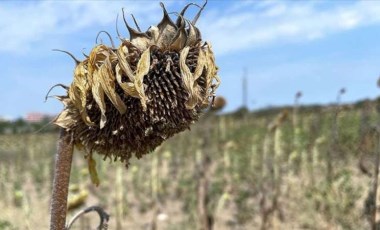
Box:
[53,1,220,166]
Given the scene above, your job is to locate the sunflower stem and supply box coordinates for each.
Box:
[50,128,74,230]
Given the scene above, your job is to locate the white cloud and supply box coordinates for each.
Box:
[1,1,380,56]
[0,1,164,53]
[198,1,380,56]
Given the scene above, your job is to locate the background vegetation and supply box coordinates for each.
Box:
[1,96,380,229]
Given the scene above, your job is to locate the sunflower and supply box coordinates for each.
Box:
[53,1,220,166]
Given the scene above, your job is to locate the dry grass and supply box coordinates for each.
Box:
[0,103,378,229]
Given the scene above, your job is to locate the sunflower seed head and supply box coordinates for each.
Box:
[54,1,219,165]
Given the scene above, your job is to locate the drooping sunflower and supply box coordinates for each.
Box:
[54,1,220,167]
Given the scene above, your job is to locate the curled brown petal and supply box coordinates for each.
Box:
[122,8,152,50]
[176,3,201,27]
[45,84,69,102]
[52,49,80,65]
[185,18,200,46]
[169,13,187,51]
[156,2,177,49]
[82,49,89,58]
[95,30,116,49]
[122,8,150,40]
[131,14,141,32]
[192,0,208,25]
[115,13,125,41]
[158,2,176,30]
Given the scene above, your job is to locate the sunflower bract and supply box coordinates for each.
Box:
[54,2,220,165]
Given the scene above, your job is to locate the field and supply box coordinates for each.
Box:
[0,99,379,229]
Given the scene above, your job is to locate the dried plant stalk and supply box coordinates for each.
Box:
[50,129,74,230]
[260,111,287,229]
[289,91,302,172]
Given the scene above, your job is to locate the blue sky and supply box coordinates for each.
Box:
[1,0,380,119]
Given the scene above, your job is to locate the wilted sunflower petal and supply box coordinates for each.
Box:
[91,70,107,128]
[54,109,76,129]
[68,85,81,110]
[115,64,139,97]
[180,46,200,109]
[68,65,85,114]
[98,57,127,114]
[205,44,220,91]
[54,95,70,106]
[193,48,206,81]
[116,43,135,82]
[72,62,94,125]
[133,47,151,110]
[116,43,150,110]
[199,43,220,107]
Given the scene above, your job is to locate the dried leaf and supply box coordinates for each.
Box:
[87,153,100,186]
